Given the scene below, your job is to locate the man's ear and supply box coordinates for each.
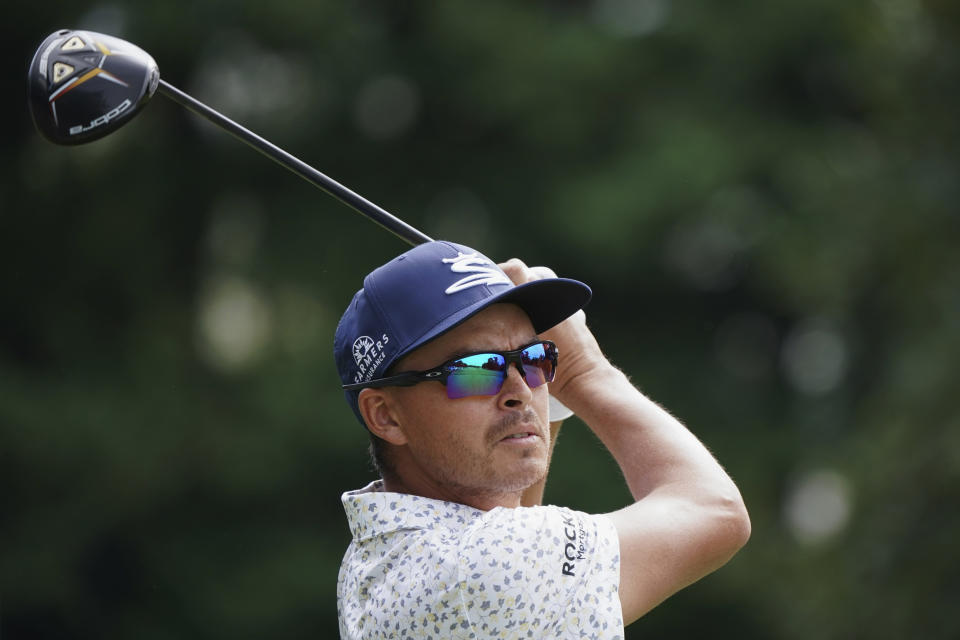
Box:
[357,388,409,446]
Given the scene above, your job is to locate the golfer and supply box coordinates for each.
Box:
[334,240,750,638]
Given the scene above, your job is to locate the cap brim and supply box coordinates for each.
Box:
[393,277,591,364]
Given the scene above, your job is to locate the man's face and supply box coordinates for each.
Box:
[383,303,551,506]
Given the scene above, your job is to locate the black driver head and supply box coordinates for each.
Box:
[28,29,160,145]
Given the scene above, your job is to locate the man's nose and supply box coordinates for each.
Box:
[498,362,533,408]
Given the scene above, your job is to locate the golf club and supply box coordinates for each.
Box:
[27,28,433,247]
[28,28,579,419]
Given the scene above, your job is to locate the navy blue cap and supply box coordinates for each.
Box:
[334,240,591,425]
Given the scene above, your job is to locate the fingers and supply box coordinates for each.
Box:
[530,265,558,279]
[498,258,530,286]
[499,258,558,286]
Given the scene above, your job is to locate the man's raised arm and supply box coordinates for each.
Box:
[502,259,751,625]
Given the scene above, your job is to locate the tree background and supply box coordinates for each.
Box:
[2,1,958,638]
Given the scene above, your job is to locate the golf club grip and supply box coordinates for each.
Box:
[156,80,432,247]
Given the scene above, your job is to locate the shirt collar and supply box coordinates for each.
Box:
[341,480,485,542]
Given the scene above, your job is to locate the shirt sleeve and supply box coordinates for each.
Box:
[455,505,623,639]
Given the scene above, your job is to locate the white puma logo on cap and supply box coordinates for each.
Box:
[442,252,511,294]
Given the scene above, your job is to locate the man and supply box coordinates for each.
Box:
[334,240,750,638]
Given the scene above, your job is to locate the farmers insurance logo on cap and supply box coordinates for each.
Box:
[352,334,390,384]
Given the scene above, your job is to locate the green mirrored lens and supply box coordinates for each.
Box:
[446,353,506,398]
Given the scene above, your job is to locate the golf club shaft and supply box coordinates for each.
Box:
[156,80,432,247]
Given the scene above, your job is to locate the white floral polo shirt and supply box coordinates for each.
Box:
[337,481,623,639]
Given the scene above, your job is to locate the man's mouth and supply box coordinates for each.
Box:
[500,431,538,442]
[491,410,543,444]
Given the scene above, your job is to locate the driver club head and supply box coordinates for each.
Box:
[28,29,160,145]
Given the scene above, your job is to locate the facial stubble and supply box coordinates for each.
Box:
[430,408,549,502]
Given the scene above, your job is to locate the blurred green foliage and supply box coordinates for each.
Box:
[2,1,958,638]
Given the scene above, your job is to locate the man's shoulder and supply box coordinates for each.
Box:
[471,504,616,541]
[340,482,615,548]
[462,505,619,580]
[340,482,485,542]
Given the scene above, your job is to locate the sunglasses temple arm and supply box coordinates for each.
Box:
[343,371,436,391]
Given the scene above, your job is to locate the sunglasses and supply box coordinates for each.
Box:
[342,340,559,399]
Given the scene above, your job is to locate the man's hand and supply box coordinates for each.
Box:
[498,259,608,400]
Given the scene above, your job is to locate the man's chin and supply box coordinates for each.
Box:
[492,458,548,493]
